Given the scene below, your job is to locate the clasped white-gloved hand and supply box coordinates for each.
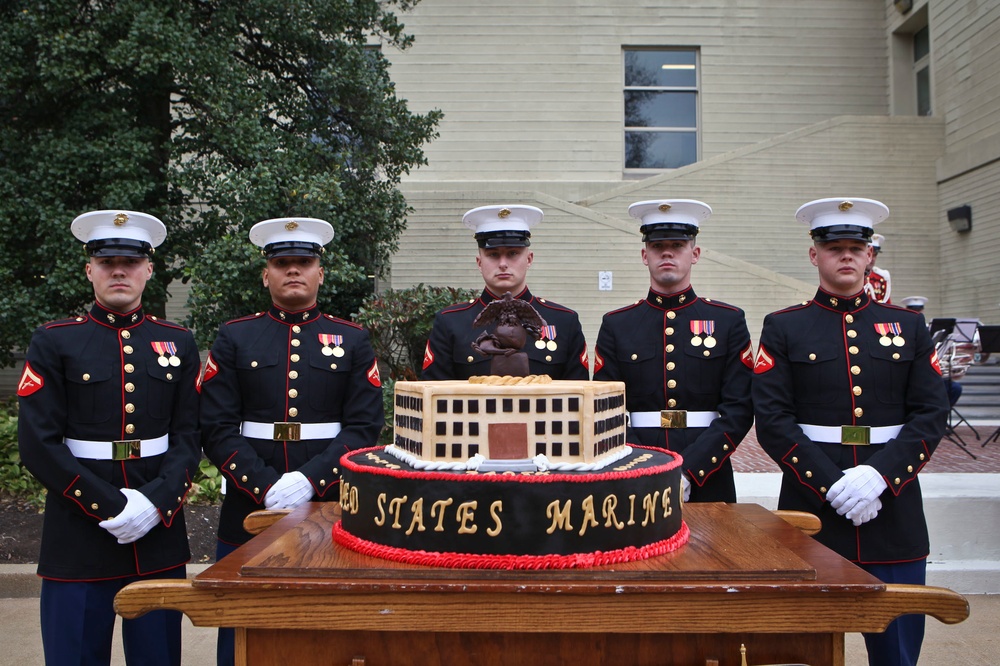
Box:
[99,488,159,544]
[826,465,887,519]
[264,471,313,510]
[846,496,882,527]
[681,475,692,502]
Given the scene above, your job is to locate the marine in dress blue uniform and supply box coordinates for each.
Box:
[17,210,200,666]
[422,205,589,380]
[752,198,949,666]
[594,200,754,502]
[199,217,384,666]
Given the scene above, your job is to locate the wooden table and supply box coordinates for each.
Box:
[115,502,968,666]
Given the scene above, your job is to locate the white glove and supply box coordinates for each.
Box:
[846,496,882,527]
[264,471,313,509]
[99,488,160,544]
[826,465,887,517]
[681,475,692,502]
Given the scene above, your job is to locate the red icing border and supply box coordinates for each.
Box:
[342,444,682,485]
[332,519,690,570]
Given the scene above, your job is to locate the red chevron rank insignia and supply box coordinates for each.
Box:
[741,342,755,369]
[754,345,775,374]
[592,348,604,374]
[17,362,44,397]
[422,341,434,370]
[930,349,943,376]
[199,353,219,391]
[367,360,382,387]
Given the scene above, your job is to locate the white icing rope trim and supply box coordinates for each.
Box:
[384,446,486,471]
[537,446,633,472]
[383,445,633,473]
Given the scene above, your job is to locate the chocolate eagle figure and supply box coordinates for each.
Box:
[471,292,546,376]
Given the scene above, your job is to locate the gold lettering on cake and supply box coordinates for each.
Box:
[602,495,625,529]
[662,486,673,518]
[578,495,599,536]
[365,451,401,470]
[456,501,478,534]
[546,499,573,533]
[642,491,661,526]
[388,496,408,528]
[487,500,503,536]
[627,494,636,525]
[375,493,387,526]
[612,453,653,472]
[405,497,425,535]
[339,481,360,514]
[431,498,454,532]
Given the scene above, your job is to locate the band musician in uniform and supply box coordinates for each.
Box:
[864,232,891,303]
[752,198,948,666]
[18,210,200,666]
[422,204,589,380]
[199,217,384,665]
[593,199,754,502]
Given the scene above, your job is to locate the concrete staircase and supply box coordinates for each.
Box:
[954,362,1000,426]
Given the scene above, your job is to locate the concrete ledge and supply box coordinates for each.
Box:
[737,472,1000,594]
[0,563,213,600]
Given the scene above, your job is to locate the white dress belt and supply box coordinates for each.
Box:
[64,434,169,460]
[241,421,342,441]
[629,411,720,429]
[798,423,903,445]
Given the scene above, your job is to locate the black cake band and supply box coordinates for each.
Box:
[334,445,687,569]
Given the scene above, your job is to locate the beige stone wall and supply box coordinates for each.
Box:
[395,116,946,351]
[388,0,887,181]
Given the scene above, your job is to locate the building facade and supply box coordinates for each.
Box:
[382,0,1000,351]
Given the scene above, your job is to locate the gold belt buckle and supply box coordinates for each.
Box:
[660,410,688,429]
[273,422,301,441]
[841,425,871,446]
[112,440,142,460]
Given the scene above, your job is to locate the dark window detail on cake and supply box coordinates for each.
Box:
[486,399,497,413]
[552,399,563,412]
[569,442,580,456]
[569,397,579,411]
[394,436,422,456]
[468,400,479,414]
[470,422,480,436]
[503,398,514,412]
[552,421,563,435]
[569,421,580,435]
[437,399,448,413]
[519,398,531,413]
[469,444,479,456]
[536,398,547,413]
[552,442,563,457]
[536,442,547,456]
[453,422,464,436]
[535,421,546,435]
[451,443,463,459]
[436,443,447,458]
[436,422,447,436]
[396,394,404,408]
[452,399,464,414]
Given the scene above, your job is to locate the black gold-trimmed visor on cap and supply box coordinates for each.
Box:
[641,223,699,242]
[262,240,325,258]
[85,238,155,257]
[475,230,531,248]
[809,224,875,243]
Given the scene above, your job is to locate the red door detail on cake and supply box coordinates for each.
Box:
[488,423,529,459]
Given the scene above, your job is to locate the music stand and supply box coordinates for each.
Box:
[977,325,1000,447]
[937,318,980,457]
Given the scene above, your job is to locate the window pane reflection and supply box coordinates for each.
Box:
[625,132,697,169]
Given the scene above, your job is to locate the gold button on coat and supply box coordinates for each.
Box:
[121,330,131,339]
[667,311,676,320]
[289,407,298,417]
[123,345,133,354]
[667,379,677,389]
[288,389,298,398]
[851,366,861,375]
[854,408,863,417]
[845,314,854,324]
